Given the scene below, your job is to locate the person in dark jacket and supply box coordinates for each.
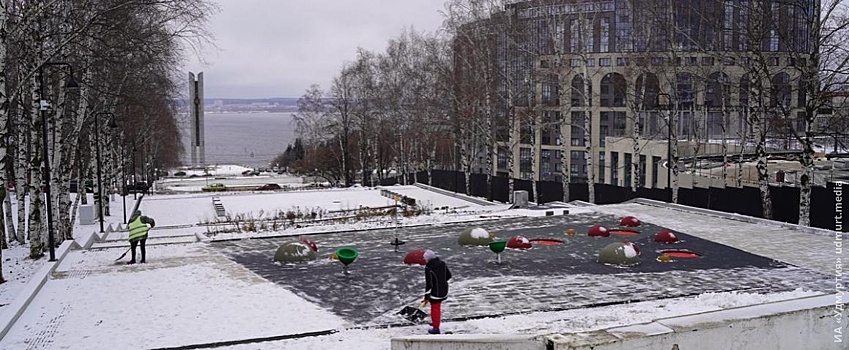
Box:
[423,249,451,334]
[127,210,156,264]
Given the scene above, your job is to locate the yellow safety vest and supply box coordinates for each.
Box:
[128,216,149,241]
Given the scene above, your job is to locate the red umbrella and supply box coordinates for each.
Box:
[403,249,427,265]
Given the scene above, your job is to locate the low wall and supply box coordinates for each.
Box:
[546,294,845,350]
[391,334,542,350]
[389,294,845,350]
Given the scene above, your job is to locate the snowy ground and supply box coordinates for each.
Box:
[0,180,838,349]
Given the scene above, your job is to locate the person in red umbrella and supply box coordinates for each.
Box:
[422,249,451,334]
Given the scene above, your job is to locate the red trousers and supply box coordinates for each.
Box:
[430,301,442,329]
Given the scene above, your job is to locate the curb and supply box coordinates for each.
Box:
[412,183,497,206]
[0,240,78,341]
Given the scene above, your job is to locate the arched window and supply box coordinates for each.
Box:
[676,72,694,109]
[705,72,731,109]
[797,78,806,108]
[571,74,592,107]
[739,75,750,107]
[600,73,627,107]
[771,72,791,109]
[542,74,559,106]
[635,73,660,109]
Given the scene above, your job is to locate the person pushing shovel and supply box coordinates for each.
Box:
[126,210,155,264]
[422,249,451,334]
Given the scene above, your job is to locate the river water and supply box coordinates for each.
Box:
[180,112,297,169]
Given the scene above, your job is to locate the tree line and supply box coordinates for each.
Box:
[0,0,215,282]
[289,0,849,228]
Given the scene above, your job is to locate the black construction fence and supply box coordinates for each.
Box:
[379,170,846,232]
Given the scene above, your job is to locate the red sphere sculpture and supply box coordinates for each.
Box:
[588,224,610,237]
[619,216,641,227]
[654,229,679,244]
[507,236,532,249]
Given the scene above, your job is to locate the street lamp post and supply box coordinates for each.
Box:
[39,62,79,261]
[93,112,115,233]
[657,93,673,201]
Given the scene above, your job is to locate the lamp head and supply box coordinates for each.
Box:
[66,76,80,89]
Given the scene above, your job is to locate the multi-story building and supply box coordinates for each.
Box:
[455,0,812,189]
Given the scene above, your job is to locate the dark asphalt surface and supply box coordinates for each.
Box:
[212,213,831,325]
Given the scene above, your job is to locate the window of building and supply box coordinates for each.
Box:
[639,155,647,187]
[610,152,619,185]
[768,57,779,66]
[723,56,736,66]
[687,57,698,66]
[571,150,584,159]
[600,125,609,146]
[616,57,629,66]
[520,147,533,180]
[540,59,549,68]
[600,57,612,66]
[571,164,580,177]
[598,152,605,183]
[600,73,627,107]
[624,154,632,187]
[497,147,508,171]
[702,57,715,66]
[652,156,661,187]
[600,17,610,53]
[651,57,665,66]
[571,58,581,67]
[571,76,591,106]
[586,58,595,67]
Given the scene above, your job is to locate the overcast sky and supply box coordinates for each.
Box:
[182,1,447,99]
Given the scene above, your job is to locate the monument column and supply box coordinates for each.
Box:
[189,72,205,168]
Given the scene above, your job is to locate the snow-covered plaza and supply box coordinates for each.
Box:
[0,170,844,349]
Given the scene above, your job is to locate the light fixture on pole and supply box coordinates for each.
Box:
[39,62,79,261]
[94,112,115,233]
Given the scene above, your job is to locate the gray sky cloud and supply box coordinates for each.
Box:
[182,0,447,99]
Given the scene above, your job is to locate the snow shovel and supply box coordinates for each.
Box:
[115,247,131,261]
[397,300,428,323]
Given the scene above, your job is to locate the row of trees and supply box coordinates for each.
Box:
[0,0,215,283]
[292,0,849,226]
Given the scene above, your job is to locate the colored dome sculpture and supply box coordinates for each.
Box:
[403,249,427,265]
[654,229,679,244]
[597,241,641,266]
[587,224,610,237]
[619,216,641,227]
[274,241,317,263]
[458,227,495,246]
[506,236,532,249]
[565,228,577,235]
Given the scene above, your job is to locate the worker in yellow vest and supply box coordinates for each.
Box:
[127,210,156,264]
